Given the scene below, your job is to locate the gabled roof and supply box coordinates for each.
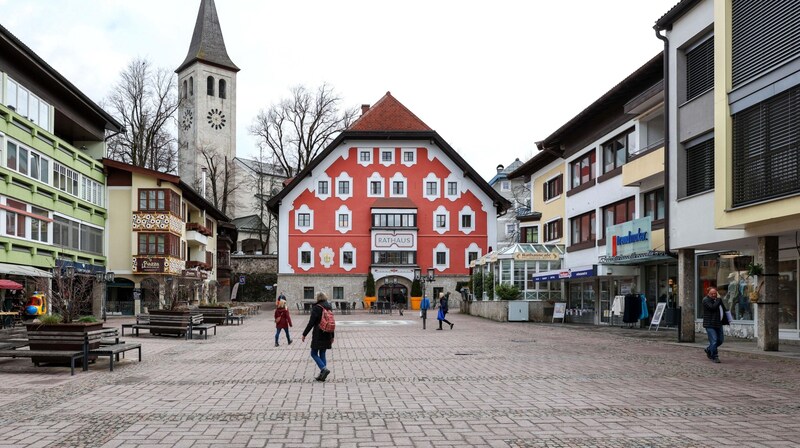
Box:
[232,215,269,232]
[176,0,239,73]
[267,93,511,216]
[349,92,431,132]
[234,157,287,177]
[102,158,230,222]
[655,0,703,29]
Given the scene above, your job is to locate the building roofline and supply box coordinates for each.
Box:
[655,0,703,30]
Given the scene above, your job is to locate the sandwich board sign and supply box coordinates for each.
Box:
[552,302,566,323]
[649,302,667,331]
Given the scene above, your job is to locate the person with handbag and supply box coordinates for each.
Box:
[702,287,728,363]
[274,299,293,347]
[436,292,454,330]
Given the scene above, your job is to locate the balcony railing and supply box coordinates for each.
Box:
[186,222,213,237]
[132,212,183,235]
[186,260,212,271]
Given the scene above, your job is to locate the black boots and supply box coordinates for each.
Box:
[316,368,330,381]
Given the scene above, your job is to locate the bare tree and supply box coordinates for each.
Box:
[249,83,358,177]
[34,270,95,323]
[197,143,238,215]
[104,57,179,172]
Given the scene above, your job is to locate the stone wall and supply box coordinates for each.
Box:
[231,255,277,274]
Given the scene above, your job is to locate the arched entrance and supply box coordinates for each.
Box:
[377,278,408,307]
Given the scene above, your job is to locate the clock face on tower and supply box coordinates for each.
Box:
[181,108,193,131]
[207,108,226,130]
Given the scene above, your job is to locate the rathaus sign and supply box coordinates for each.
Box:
[372,231,417,250]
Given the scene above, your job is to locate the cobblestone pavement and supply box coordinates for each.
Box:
[1,310,799,447]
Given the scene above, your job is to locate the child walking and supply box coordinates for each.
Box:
[274,299,293,346]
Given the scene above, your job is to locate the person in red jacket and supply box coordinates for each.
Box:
[274,299,293,347]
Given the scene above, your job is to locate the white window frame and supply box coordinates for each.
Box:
[380,148,395,166]
[389,173,407,198]
[501,180,511,191]
[4,76,52,132]
[340,242,356,271]
[294,204,314,233]
[366,172,384,198]
[298,242,315,271]
[401,148,417,167]
[316,174,331,200]
[335,205,352,234]
[465,242,482,268]
[4,138,51,186]
[335,172,353,200]
[422,173,440,201]
[433,242,450,271]
[444,175,460,201]
[1,197,52,244]
[458,206,476,234]
[433,205,450,234]
[358,148,373,167]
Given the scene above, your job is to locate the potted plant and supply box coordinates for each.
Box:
[364,272,377,309]
[26,267,103,364]
[483,271,495,300]
[746,262,764,303]
[410,278,422,310]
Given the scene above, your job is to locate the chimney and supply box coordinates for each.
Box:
[361,104,370,115]
[496,164,504,174]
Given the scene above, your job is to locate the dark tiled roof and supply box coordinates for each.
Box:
[176,0,239,73]
[349,92,431,132]
[371,198,418,209]
[655,0,703,29]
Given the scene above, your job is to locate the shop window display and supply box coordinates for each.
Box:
[697,254,754,321]
[778,260,798,330]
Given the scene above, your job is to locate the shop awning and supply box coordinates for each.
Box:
[0,279,23,290]
[0,263,53,278]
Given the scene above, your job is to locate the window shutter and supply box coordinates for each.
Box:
[732,86,800,206]
[686,37,714,101]
[543,181,547,202]
[732,1,800,87]
[556,174,563,195]
[686,139,715,197]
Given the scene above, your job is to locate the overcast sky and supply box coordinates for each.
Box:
[0,0,676,181]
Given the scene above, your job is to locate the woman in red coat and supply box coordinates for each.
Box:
[274,299,293,347]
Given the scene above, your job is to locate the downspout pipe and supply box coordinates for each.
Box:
[654,26,670,255]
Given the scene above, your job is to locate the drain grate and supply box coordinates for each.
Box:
[454,353,476,356]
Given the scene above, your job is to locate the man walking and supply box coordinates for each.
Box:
[702,288,726,363]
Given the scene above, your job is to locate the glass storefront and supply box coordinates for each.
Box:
[779,260,798,330]
[697,253,754,321]
[567,280,595,323]
[471,244,565,301]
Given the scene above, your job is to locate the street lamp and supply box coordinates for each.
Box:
[414,268,436,306]
[96,271,115,322]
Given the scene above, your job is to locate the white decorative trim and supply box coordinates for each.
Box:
[465,243,482,268]
[422,173,440,202]
[358,148,373,167]
[433,242,450,272]
[401,148,416,167]
[379,148,395,166]
[458,206,476,234]
[389,172,407,198]
[366,172,384,198]
[315,174,331,200]
[294,204,314,233]
[297,242,314,271]
[335,172,353,200]
[340,242,356,271]
[319,247,335,268]
[335,205,352,234]
[433,205,449,234]
[444,175,460,201]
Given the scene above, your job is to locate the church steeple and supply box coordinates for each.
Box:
[176,0,239,73]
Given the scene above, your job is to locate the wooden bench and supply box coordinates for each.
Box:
[126,313,204,339]
[191,322,217,339]
[197,307,228,325]
[0,327,28,350]
[88,329,141,371]
[0,348,84,375]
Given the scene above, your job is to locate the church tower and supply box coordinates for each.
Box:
[176,0,239,198]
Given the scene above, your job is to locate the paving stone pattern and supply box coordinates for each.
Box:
[0,311,799,447]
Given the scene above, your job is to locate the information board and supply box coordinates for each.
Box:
[649,302,667,331]
[552,302,566,322]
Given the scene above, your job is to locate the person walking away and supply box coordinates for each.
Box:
[274,299,293,346]
[277,291,286,303]
[420,295,431,330]
[437,292,453,330]
[302,292,335,381]
[702,287,729,363]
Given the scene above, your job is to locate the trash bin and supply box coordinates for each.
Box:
[665,306,680,327]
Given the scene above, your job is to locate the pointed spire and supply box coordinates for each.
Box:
[176,0,239,73]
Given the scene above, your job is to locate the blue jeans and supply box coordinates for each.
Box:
[275,328,291,344]
[310,348,327,371]
[706,327,724,359]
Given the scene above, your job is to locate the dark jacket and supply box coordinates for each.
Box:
[274,308,292,329]
[303,301,334,350]
[702,295,726,329]
[439,297,448,314]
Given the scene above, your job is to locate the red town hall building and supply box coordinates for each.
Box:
[268,93,510,307]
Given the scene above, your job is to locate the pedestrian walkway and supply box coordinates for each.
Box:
[0,311,798,447]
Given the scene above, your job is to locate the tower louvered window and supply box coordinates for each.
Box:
[732,86,800,206]
[686,138,714,197]
[685,37,713,101]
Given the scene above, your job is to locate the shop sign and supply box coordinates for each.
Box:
[136,257,165,273]
[372,231,416,250]
[532,266,595,282]
[513,252,561,261]
[606,217,652,257]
